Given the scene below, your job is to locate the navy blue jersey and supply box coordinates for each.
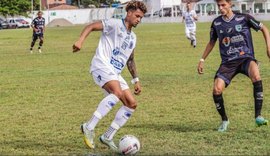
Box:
[32,17,45,34]
[210,13,262,63]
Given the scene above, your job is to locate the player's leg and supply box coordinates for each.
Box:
[247,60,268,126]
[100,76,135,151]
[81,70,122,149]
[185,27,191,43]
[38,34,44,53]
[190,28,196,48]
[213,78,229,130]
[30,34,37,53]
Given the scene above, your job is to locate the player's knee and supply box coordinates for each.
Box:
[126,100,137,109]
[251,76,261,83]
[111,90,123,99]
[213,87,223,95]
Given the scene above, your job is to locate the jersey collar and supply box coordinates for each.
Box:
[122,18,131,34]
[222,13,235,22]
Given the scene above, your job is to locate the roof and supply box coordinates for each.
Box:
[49,4,78,10]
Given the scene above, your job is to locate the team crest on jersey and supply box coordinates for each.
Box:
[235,24,242,32]
[226,27,233,34]
[222,37,231,47]
[219,30,223,34]
[113,48,120,55]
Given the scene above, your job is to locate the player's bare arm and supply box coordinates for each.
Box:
[260,25,270,59]
[73,21,103,53]
[127,51,141,95]
[197,40,216,74]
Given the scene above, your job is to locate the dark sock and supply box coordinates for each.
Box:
[213,94,228,121]
[253,80,263,118]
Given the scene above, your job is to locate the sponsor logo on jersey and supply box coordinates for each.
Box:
[231,35,244,43]
[235,16,245,21]
[214,21,221,26]
[235,24,242,32]
[220,30,223,34]
[226,27,233,34]
[110,57,124,70]
[226,46,243,55]
[222,37,231,47]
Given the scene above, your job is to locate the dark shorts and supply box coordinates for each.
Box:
[214,57,257,87]
[32,33,43,41]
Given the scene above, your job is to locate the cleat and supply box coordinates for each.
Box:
[256,116,268,127]
[99,134,118,152]
[38,49,42,53]
[193,45,196,48]
[81,123,95,149]
[218,120,229,132]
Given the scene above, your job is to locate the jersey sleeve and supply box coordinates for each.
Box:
[102,19,117,34]
[246,14,263,31]
[31,19,36,26]
[210,21,218,42]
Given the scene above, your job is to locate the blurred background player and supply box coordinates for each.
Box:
[30,11,45,53]
[182,2,198,48]
[72,0,147,152]
[197,0,270,132]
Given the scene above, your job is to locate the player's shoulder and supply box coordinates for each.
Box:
[234,12,254,20]
[212,15,223,26]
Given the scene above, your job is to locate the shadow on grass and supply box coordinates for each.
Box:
[126,122,216,132]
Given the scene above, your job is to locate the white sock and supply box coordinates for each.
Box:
[104,106,135,140]
[86,94,119,130]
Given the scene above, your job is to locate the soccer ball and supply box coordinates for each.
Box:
[119,135,140,155]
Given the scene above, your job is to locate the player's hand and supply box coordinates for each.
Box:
[197,61,204,74]
[72,41,81,53]
[134,82,142,95]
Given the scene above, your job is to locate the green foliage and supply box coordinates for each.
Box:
[0,0,31,17]
[0,22,270,155]
[71,0,118,8]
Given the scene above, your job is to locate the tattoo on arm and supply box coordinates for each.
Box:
[127,52,138,78]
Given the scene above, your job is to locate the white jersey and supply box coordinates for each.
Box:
[90,18,137,74]
[183,10,197,29]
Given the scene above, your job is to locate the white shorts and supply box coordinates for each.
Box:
[91,68,129,91]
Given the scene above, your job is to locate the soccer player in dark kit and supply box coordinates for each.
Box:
[30,11,45,53]
[197,0,270,132]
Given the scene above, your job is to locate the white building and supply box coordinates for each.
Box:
[143,0,181,13]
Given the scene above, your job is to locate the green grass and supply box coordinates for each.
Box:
[0,22,270,155]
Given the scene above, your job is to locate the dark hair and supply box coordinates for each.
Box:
[126,0,147,14]
[215,0,231,2]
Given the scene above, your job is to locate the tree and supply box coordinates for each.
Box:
[0,0,31,17]
[71,0,118,8]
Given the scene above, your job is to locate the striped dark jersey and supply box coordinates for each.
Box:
[210,13,263,63]
[32,17,45,34]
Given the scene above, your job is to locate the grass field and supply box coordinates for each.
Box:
[0,21,270,155]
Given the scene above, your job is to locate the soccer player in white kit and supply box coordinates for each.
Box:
[72,1,147,152]
[182,2,198,48]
